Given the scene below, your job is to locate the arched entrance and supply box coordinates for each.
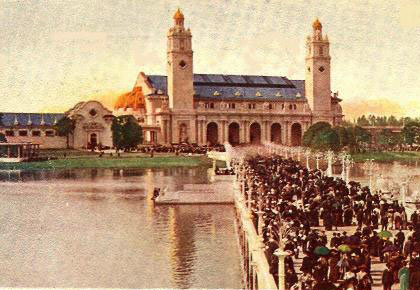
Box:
[206,122,218,146]
[228,122,240,146]
[90,133,98,147]
[291,123,302,146]
[250,122,261,144]
[179,123,188,143]
[271,123,282,144]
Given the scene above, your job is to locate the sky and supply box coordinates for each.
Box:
[0,0,419,120]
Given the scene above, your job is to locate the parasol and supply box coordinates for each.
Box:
[314,246,330,256]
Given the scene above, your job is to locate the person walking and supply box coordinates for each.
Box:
[398,261,410,290]
[382,264,394,290]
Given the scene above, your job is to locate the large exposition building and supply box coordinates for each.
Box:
[0,9,343,148]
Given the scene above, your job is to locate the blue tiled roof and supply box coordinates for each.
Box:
[0,113,65,127]
[147,74,305,100]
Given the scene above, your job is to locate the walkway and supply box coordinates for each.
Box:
[292,225,403,290]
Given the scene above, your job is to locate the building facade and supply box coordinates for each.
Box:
[0,9,343,149]
[115,10,343,146]
[0,113,67,148]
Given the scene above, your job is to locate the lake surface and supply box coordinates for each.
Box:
[0,167,242,288]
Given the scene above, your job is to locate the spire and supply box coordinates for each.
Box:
[312,18,322,31]
[53,116,57,125]
[40,114,45,126]
[27,114,32,126]
[173,8,184,27]
[13,114,19,126]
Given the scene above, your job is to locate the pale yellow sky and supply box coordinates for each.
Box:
[0,0,419,120]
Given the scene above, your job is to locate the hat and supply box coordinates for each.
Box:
[344,272,355,280]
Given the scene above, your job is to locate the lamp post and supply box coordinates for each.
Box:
[362,159,379,190]
[344,155,354,184]
[296,147,301,162]
[396,164,415,206]
[274,221,294,290]
[251,261,258,290]
[325,150,335,177]
[257,198,265,237]
[304,149,311,170]
[340,153,346,180]
[247,187,253,216]
[315,152,322,170]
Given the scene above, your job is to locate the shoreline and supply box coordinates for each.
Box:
[351,151,420,163]
[0,154,217,171]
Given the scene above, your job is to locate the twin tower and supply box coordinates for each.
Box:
[166,9,335,123]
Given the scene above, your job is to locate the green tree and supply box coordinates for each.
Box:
[111,115,143,151]
[353,126,371,145]
[335,126,350,147]
[303,122,341,151]
[356,115,369,126]
[54,116,75,149]
[402,122,420,145]
[388,115,398,126]
[367,115,376,126]
[376,129,394,146]
[302,122,331,147]
[391,132,404,145]
[312,127,340,151]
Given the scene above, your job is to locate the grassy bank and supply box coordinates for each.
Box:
[0,154,217,171]
[351,151,420,163]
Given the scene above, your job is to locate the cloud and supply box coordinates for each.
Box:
[40,90,126,113]
[342,98,406,120]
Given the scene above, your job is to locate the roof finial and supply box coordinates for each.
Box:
[27,114,32,126]
[173,8,184,27]
[312,18,322,30]
[13,114,19,126]
[173,8,184,20]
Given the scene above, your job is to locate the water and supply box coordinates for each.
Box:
[0,168,242,288]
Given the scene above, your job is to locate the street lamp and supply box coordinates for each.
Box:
[315,152,323,170]
[274,221,296,290]
[344,155,354,184]
[339,152,351,181]
[362,158,379,190]
[303,149,311,170]
[325,150,335,177]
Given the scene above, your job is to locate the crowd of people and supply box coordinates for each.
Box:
[236,154,420,290]
[137,143,225,154]
[87,143,225,157]
[355,143,420,154]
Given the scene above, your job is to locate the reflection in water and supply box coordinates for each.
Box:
[168,206,197,288]
[0,167,242,288]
